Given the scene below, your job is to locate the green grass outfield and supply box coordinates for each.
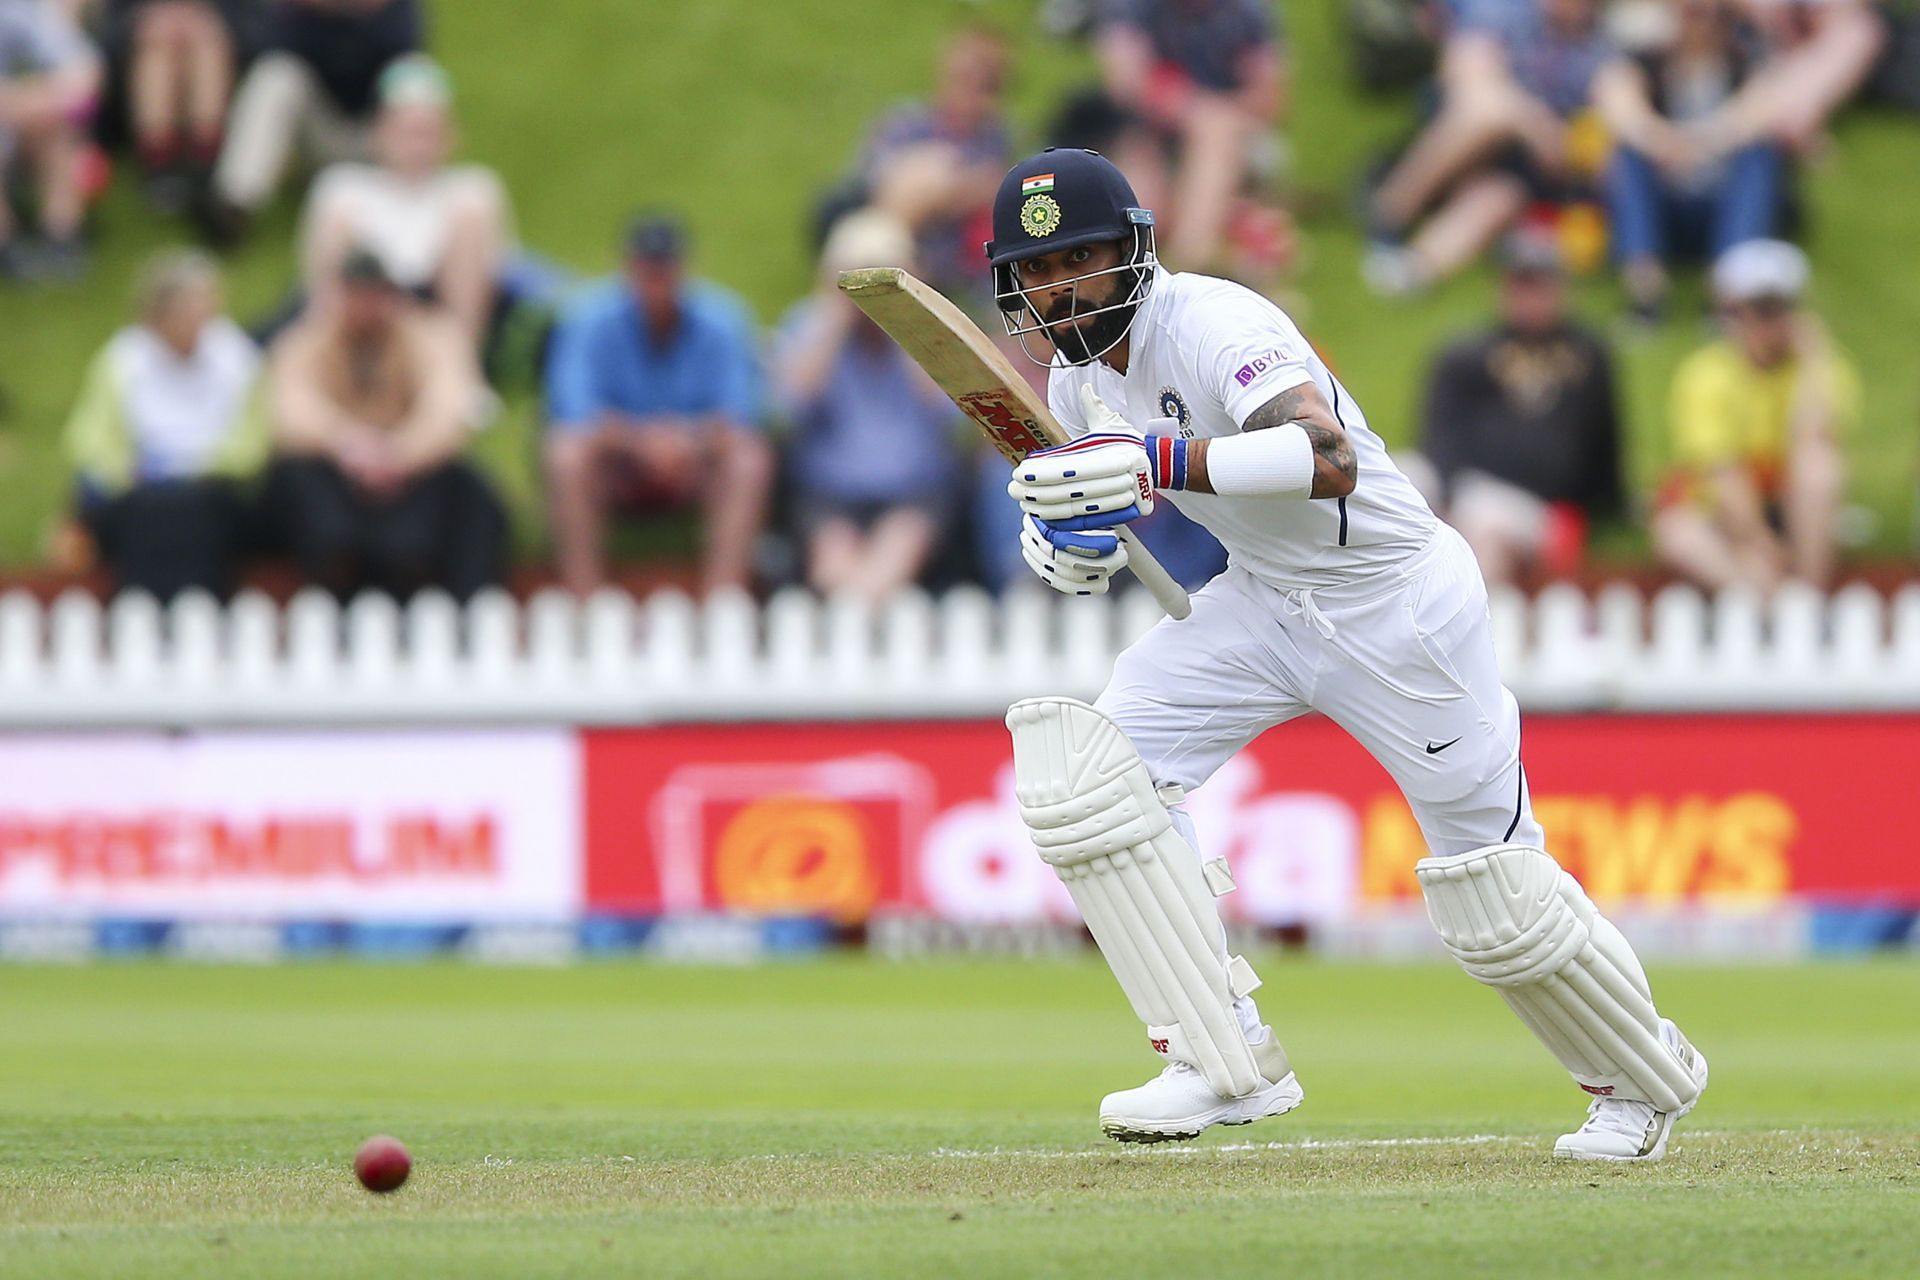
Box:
[1,956,1915,1278]
[2,1,1917,564]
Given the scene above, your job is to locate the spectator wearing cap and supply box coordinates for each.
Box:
[0,0,101,282]
[300,55,513,350]
[201,0,423,245]
[542,215,773,596]
[1405,230,1625,589]
[1654,239,1857,591]
[264,249,506,601]
[1594,0,1786,321]
[63,249,267,599]
[772,210,961,602]
[1095,0,1285,272]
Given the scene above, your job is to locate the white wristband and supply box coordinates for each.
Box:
[1205,425,1317,498]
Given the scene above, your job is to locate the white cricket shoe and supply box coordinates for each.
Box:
[1553,1020,1709,1163]
[1099,1034,1303,1144]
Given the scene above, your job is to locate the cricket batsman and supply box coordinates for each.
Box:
[989,148,1708,1161]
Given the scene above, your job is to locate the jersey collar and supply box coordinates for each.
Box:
[1123,266,1174,369]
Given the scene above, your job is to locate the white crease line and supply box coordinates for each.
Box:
[930,1134,1519,1160]
[926,1129,1800,1161]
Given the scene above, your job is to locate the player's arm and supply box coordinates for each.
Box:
[1008,378,1356,530]
[1184,382,1357,499]
[1177,298,1358,501]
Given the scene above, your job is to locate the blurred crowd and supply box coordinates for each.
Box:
[1373,0,1886,595]
[7,0,1914,604]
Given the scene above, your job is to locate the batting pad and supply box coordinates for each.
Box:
[1007,696,1264,1099]
[1416,844,1700,1112]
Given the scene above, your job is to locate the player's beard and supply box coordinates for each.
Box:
[1041,292,1137,366]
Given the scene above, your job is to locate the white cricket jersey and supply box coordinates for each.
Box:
[1047,269,1437,591]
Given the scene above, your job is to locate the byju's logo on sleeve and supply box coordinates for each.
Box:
[1233,349,1287,387]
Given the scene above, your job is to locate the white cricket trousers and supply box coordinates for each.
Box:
[1097,524,1544,857]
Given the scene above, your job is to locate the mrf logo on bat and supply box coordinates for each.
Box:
[956,391,1050,458]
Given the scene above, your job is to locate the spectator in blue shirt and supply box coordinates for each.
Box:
[543,214,773,595]
[772,210,960,601]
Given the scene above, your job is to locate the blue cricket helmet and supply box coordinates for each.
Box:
[984,148,1157,317]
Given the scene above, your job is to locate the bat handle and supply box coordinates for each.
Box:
[1114,528,1193,620]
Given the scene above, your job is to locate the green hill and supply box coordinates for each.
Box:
[1,0,1914,568]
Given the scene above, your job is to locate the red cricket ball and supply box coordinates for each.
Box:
[354,1135,411,1193]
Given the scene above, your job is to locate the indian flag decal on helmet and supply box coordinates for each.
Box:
[1020,193,1063,237]
[1020,173,1055,195]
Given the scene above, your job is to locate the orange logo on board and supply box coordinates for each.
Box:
[711,795,878,922]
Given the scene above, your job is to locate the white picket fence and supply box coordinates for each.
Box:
[1,580,1917,726]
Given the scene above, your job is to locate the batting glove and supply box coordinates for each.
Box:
[1083,385,1196,494]
[1020,513,1130,596]
[1007,387,1183,522]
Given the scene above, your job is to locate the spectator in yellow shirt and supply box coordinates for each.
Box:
[1653,239,1857,591]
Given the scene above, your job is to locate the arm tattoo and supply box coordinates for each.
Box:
[1239,384,1314,434]
[1242,384,1358,497]
[1301,421,1358,490]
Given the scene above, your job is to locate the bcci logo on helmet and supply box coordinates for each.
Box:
[1020,193,1062,238]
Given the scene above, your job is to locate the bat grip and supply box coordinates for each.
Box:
[1114,528,1193,620]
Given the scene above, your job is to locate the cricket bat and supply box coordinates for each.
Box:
[837,267,1192,620]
